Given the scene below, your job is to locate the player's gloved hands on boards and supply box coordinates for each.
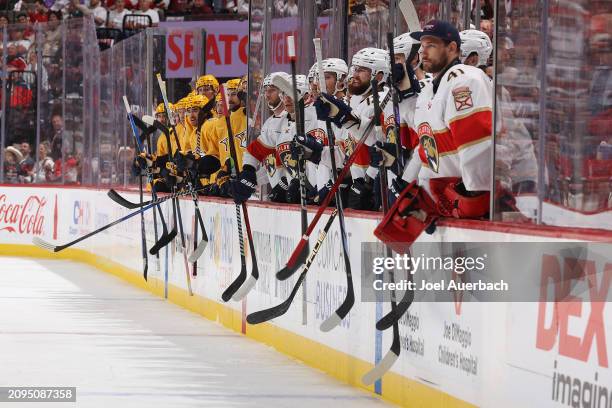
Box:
[286,177,301,204]
[314,93,356,128]
[291,134,323,164]
[347,176,374,210]
[230,164,257,204]
[389,176,409,206]
[269,176,289,203]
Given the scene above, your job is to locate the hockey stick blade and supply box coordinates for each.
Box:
[143,262,148,281]
[246,271,305,324]
[149,228,177,255]
[276,241,309,280]
[376,288,414,330]
[187,238,208,263]
[398,0,421,32]
[32,236,60,252]
[320,288,355,332]
[231,274,257,301]
[221,264,247,302]
[107,189,142,209]
[249,210,338,325]
[361,345,400,385]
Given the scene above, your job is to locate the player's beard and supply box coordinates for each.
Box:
[348,79,369,96]
[267,95,281,110]
[423,50,449,74]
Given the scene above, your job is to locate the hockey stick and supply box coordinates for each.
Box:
[32,187,201,252]
[374,33,417,331]
[313,38,355,332]
[246,209,338,324]
[218,84,260,302]
[156,74,192,295]
[156,74,209,264]
[362,81,400,384]
[274,91,392,277]
[123,96,149,280]
[276,35,311,282]
[398,0,421,32]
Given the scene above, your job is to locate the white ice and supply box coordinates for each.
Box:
[0,257,388,408]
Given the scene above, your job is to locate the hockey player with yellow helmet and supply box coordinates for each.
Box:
[195,74,219,102]
[199,78,247,196]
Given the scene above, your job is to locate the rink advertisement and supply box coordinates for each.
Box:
[0,189,57,243]
[1,185,610,408]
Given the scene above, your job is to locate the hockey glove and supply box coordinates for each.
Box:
[314,93,357,128]
[348,177,374,210]
[197,155,221,177]
[389,176,409,206]
[286,177,301,204]
[397,63,421,100]
[291,134,323,164]
[230,164,257,204]
[269,176,289,203]
[368,142,397,168]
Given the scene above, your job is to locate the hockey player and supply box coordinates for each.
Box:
[195,74,219,102]
[308,47,392,210]
[200,78,247,197]
[374,20,494,253]
[233,73,320,204]
[459,29,493,69]
[260,72,291,203]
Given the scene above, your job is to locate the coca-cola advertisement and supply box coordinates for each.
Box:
[0,189,57,242]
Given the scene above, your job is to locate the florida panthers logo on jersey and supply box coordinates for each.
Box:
[384,115,397,145]
[264,154,276,177]
[277,142,298,177]
[344,134,357,156]
[418,123,439,173]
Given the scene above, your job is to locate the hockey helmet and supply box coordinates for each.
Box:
[351,47,390,82]
[460,29,492,66]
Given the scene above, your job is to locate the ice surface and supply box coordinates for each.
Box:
[0,257,388,408]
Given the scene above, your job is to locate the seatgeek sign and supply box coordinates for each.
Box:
[162,20,248,79]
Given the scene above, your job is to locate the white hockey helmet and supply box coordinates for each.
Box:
[460,29,493,66]
[264,72,290,87]
[393,32,420,61]
[351,47,390,82]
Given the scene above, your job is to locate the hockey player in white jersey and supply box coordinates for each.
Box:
[374,20,494,254]
[259,73,291,203]
[307,47,392,210]
[459,29,493,69]
[234,73,323,204]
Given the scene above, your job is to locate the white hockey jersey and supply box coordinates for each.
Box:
[410,62,493,194]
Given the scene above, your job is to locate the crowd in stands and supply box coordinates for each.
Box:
[0,0,248,32]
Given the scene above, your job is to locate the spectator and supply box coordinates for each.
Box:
[130,0,160,27]
[226,0,248,14]
[32,142,54,183]
[71,0,108,26]
[8,27,32,56]
[49,113,63,159]
[282,0,298,16]
[43,11,62,57]
[480,19,493,40]
[3,146,23,184]
[0,14,9,27]
[190,0,213,15]
[108,0,130,28]
[18,141,35,179]
[29,0,49,22]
